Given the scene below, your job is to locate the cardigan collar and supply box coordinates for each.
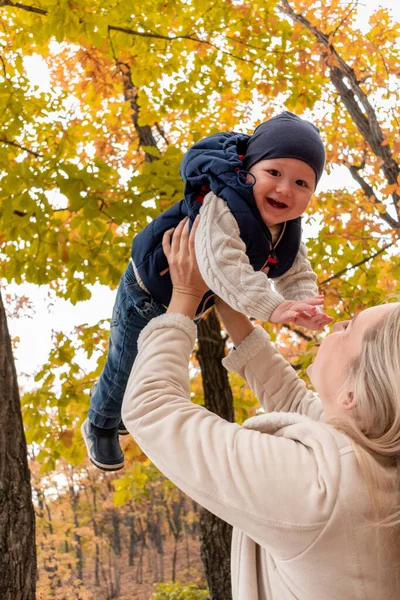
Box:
[242,411,312,435]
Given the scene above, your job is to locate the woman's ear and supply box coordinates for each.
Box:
[343,391,357,412]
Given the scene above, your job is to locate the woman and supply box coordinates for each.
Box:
[121,217,400,599]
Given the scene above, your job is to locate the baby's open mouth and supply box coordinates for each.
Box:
[267,197,287,209]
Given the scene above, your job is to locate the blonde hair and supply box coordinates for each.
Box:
[330,303,400,528]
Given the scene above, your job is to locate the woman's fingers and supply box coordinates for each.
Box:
[162,227,175,259]
[180,218,190,250]
[189,215,200,256]
[171,216,189,255]
[163,216,199,262]
[162,217,192,265]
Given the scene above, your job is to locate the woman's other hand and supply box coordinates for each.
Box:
[163,216,208,318]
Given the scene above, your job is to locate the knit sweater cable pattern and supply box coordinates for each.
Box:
[195,192,319,320]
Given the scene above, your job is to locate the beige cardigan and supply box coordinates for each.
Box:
[121,314,400,600]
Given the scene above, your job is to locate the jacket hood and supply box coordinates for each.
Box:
[180,131,259,219]
[180,131,250,182]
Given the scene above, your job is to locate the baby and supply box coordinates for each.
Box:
[82,111,331,471]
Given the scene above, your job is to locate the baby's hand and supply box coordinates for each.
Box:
[270,296,333,331]
[291,311,333,331]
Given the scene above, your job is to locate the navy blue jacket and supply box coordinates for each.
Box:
[131,132,302,315]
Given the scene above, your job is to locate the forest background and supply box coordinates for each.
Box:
[1,0,399,599]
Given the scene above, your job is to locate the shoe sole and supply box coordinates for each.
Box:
[81,421,125,472]
[118,429,129,436]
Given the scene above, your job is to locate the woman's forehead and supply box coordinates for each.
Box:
[354,303,398,329]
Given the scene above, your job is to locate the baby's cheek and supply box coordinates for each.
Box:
[293,198,311,217]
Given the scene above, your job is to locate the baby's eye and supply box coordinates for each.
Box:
[342,321,349,330]
[296,180,308,188]
[267,169,280,177]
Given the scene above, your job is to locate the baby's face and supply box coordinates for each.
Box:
[248,158,315,227]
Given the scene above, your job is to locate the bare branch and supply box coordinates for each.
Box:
[3,1,255,65]
[0,0,46,14]
[348,162,400,229]
[93,220,114,259]
[115,62,160,163]
[225,35,296,55]
[330,0,359,38]
[108,25,256,65]
[155,122,170,146]
[282,324,313,342]
[0,55,7,79]
[107,26,118,63]
[0,137,42,157]
[280,0,400,211]
[187,0,219,34]
[320,241,396,285]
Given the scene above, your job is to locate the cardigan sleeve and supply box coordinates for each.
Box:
[272,242,319,300]
[195,192,284,320]
[121,313,339,560]
[222,325,324,421]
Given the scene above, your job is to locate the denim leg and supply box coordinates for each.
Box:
[88,262,165,428]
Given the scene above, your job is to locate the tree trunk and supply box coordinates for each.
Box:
[196,308,233,600]
[111,509,121,556]
[69,483,83,582]
[0,290,36,599]
[127,514,138,567]
[136,517,146,584]
[87,483,101,586]
[117,63,160,163]
[118,72,233,596]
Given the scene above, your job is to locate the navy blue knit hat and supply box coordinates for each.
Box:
[243,111,325,188]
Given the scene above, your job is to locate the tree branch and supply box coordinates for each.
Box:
[155,122,170,146]
[0,137,42,157]
[348,162,400,229]
[329,0,359,38]
[3,1,256,65]
[0,0,46,14]
[282,324,313,342]
[115,61,160,163]
[108,25,256,65]
[280,0,400,212]
[320,241,396,285]
[0,55,7,79]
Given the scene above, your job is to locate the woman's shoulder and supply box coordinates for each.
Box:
[244,411,354,460]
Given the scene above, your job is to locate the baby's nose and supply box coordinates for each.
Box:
[276,181,293,196]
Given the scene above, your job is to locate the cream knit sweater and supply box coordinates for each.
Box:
[132,192,318,318]
[195,192,318,319]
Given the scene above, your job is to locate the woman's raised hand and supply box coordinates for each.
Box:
[163,216,209,317]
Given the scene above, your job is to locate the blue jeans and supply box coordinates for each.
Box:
[88,262,166,428]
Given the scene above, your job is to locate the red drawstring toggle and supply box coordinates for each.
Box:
[196,184,210,204]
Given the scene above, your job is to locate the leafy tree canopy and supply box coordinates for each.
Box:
[1,0,399,474]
